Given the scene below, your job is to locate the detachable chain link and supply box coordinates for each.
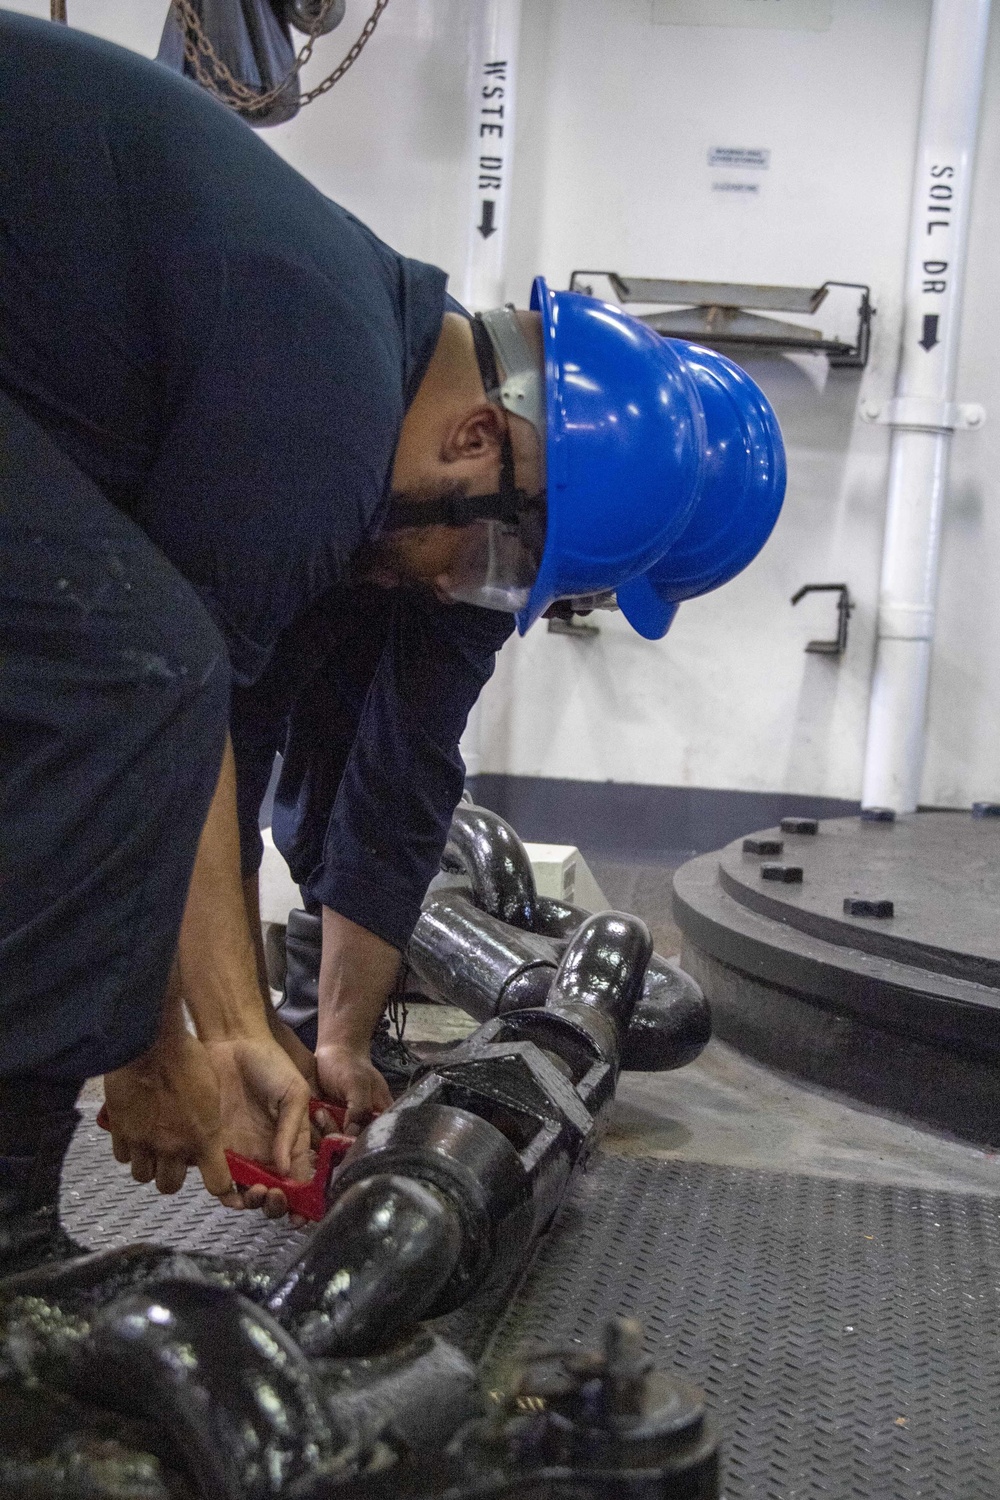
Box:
[169,0,391,116]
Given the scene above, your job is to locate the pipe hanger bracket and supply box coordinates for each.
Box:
[859,396,986,432]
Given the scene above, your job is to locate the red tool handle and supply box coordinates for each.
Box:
[96,1097,354,1223]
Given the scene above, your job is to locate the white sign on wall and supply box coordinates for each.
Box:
[653,0,832,30]
[708,147,771,169]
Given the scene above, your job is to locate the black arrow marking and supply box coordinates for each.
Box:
[920,314,940,351]
[477,200,497,238]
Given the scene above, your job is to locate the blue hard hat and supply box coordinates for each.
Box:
[517,279,786,638]
[615,342,786,638]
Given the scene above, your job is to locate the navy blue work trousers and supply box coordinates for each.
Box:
[0,392,230,1083]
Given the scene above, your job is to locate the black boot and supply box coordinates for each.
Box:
[281,908,423,1093]
[0,1079,88,1278]
[280,907,323,1046]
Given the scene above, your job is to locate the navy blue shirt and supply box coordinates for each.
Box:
[0,13,512,949]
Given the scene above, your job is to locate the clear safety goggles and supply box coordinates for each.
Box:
[384,307,548,613]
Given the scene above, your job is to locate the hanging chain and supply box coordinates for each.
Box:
[169,0,391,116]
[297,0,391,104]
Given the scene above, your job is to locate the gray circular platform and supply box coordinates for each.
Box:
[673,812,1000,1145]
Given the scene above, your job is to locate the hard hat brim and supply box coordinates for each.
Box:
[615,575,681,639]
[516,276,561,634]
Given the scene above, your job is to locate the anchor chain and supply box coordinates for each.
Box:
[169,0,391,117]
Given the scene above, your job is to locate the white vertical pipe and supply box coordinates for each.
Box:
[458,0,523,313]
[861,0,990,811]
[458,0,523,780]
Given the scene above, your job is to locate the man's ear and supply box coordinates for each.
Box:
[442,401,506,464]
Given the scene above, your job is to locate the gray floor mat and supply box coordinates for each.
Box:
[488,1155,1000,1500]
[63,1105,308,1270]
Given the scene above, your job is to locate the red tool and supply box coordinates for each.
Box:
[96,1097,354,1223]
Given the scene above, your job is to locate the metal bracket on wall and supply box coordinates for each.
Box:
[568,272,874,368]
[859,395,985,433]
[545,597,603,639]
[791,583,853,655]
[547,614,600,639]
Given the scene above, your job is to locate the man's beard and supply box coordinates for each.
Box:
[350,483,465,590]
[348,533,405,589]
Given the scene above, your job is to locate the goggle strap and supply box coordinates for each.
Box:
[383,309,544,537]
[477,308,547,440]
[388,312,530,533]
[470,314,502,403]
[385,487,541,531]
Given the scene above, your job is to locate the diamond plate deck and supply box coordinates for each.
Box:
[63,1105,308,1270]
[63,1107,1000,1500]
[488,1156,1000,1500]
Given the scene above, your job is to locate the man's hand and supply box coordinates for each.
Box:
[177,737,316,1220]
[202,1033,314,1220]
[103,970,234,1200]
[316,909,402,1133]
[264,963,393,1135]
[314,1043,393,1134]
[268,1011,321,1093]
[203,1033,313,1172]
